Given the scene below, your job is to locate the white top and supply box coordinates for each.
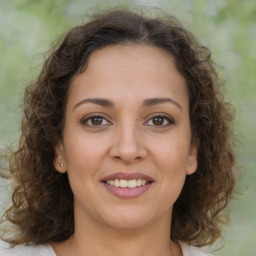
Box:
[0,244,56,256]
[0,242,213,256]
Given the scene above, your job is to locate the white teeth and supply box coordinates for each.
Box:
[137,179,142,186]
[120,179,128,188]
[128,179,137,188]
[114,179,120,187]
[105,179,149,188]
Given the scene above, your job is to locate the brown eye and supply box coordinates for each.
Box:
[145,115,174,127]
[81,115,111,127]
[152,117,164,126]
[91,117,103,125]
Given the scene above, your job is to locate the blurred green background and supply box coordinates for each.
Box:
[0,0,255,255]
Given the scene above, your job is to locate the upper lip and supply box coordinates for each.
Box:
[101,172,154,182]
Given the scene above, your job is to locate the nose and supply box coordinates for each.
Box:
[109,124,147,164]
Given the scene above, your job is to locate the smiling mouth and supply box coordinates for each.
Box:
[101,173,154,198]
[103,179,152,188]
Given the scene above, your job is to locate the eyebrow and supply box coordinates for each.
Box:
[73,97,182,111]
[142,98,182,110]
[73,98,114,111]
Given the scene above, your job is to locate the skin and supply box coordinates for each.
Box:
[53,44,197,256]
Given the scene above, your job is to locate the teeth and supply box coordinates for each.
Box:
[114,179,119,187]
[120,179,128,188]
[106,179,149,188]
[128,179,137,188]
[137,179,142,186]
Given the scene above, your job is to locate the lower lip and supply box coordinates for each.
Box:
[102,182,153,198]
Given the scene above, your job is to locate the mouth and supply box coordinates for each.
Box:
[101,173,154,198]
[103,179,152,188]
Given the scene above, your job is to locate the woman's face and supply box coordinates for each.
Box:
[54,44,197,230]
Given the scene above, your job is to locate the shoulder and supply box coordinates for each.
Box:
[0,244,56,256]
[180,242,214,256]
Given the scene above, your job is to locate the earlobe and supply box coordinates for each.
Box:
[186,143,198,175]
[53,142,67,173]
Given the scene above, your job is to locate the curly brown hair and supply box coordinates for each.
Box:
[0,8,236,247]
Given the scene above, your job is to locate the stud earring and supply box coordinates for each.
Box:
[60,163,64,167]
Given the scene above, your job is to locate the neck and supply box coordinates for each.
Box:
[52,206,182,256]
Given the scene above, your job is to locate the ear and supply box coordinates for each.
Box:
[186,143,198,175]
[53,141,67,173]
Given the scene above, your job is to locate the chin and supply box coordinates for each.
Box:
[100,206,157,230]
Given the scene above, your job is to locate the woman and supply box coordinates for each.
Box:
[0,8,236,256]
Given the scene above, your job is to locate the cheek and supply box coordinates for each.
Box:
[150,133,191,195]
[158,146,188,206]
[63,135,103,181]
[152,134,191,170]
[64,128,107,162]
[64,138,103,200]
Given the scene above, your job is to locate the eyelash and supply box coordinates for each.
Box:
[80,113,174,128]
[80,113,111,127]
[144,114,175,127]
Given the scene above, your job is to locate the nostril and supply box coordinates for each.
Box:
[109,138,147,162]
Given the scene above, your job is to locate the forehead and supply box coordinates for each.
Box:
[68,44,188,107]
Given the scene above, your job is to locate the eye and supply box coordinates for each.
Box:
[81,114,111,127]
[145,114,174,127]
